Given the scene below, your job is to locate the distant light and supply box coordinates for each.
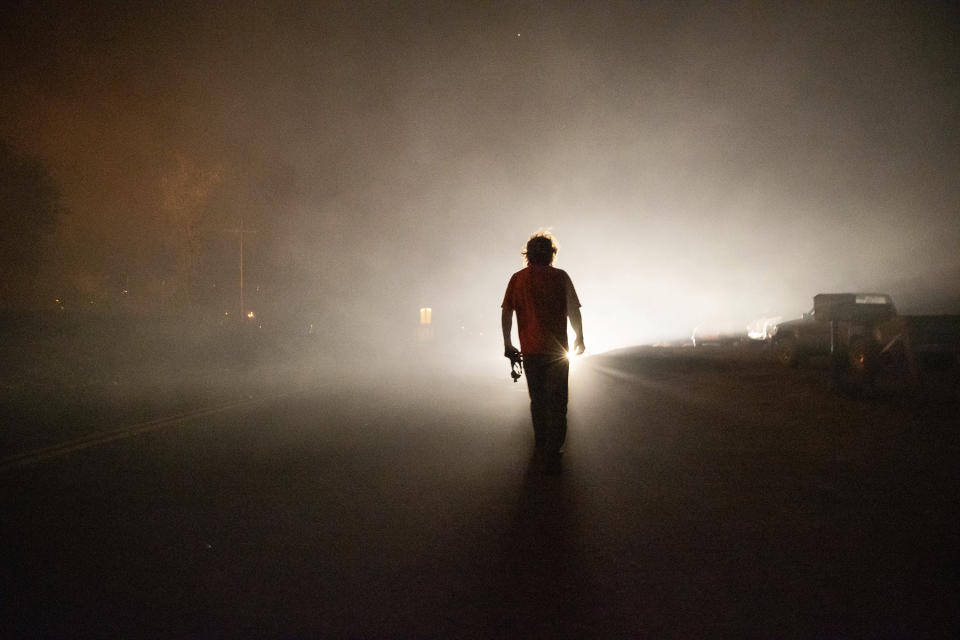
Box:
[566,349,588,368]
[247,311,255,319]
[224,311,229,316]
[419,307,432,325]
[747,315,782,341]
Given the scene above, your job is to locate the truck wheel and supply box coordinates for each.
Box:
[775,337,800,367]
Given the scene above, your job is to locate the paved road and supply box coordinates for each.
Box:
[3,353,958,637]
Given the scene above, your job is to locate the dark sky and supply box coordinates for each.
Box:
[3,1,959,349]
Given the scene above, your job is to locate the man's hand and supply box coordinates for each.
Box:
[504,345,521,360]
[568,305,585,356]
[573,336,585,355]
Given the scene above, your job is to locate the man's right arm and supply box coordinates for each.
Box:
[569,305,585,354]
[565,272,585,354]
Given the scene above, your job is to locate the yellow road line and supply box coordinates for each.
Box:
[0,395,270,473]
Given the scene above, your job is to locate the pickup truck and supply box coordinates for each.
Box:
[771,294,895,366]
[771,292,960,387]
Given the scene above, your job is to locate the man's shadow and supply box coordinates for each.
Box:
[476,450,598,638]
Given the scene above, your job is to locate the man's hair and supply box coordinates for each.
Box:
[522,232,558,266]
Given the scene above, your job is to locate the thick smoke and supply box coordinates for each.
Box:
[1,2,957,368]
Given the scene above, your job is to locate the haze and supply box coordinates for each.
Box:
[3,2,958,359]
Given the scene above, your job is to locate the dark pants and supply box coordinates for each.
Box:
[523,353,569,456]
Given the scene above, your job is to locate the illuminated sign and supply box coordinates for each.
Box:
[419,307,432,325]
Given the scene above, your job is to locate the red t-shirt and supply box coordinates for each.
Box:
[501,265,581,355]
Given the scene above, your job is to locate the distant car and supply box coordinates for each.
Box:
[691,326,747,347]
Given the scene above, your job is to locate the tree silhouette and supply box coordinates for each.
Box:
[0,139,62,297]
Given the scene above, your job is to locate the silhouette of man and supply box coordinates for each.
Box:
[502,232,584,472]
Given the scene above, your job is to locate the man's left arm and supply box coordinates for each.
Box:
[502,306,519,358]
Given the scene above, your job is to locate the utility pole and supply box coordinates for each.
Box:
[223,217,258,317]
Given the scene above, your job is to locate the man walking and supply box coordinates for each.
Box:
[502,232,584,472]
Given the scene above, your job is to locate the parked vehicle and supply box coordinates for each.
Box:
[771,292,960,389]
[771,294,895,367]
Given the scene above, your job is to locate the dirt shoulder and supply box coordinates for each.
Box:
[588,344,959,474]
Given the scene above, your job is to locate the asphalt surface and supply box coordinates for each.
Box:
[2,350,958,638]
